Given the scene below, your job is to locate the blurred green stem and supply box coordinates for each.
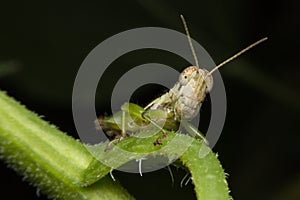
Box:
[0,90,133,199]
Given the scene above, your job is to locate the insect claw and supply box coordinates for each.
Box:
[105,141,114,152]
[105,136,126,151]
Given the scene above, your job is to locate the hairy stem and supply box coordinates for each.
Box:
[0,90,133,199]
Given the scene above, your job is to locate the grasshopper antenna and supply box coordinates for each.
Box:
[180,15,200,68]
[208,37,268,75]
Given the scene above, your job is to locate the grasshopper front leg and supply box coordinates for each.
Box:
[141,110,168,135]
[120,102,146,137]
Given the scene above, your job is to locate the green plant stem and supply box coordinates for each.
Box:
[180,140,230,199]
[0,89,230,199]
[0,90,133,199]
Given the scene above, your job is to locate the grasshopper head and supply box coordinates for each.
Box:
[179,66,213,93]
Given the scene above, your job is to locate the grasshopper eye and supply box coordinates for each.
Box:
[179,73,189,85]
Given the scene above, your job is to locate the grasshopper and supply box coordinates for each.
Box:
[97,15,267,145]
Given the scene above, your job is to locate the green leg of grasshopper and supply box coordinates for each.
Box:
[141,110,168,146]
[181,120,209,144]
[120,102,146,135]
[102,103,151,150]
[121,102,168,135]
[142,110,208,144]
[141,110,167,135]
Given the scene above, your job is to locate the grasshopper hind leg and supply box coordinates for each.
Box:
[141,110,169,146]
[105,135,126,151]
[141,110,167,135]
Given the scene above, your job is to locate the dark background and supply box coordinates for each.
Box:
[0,0,299,199]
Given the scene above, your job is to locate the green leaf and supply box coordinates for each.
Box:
[86,131,231,200]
